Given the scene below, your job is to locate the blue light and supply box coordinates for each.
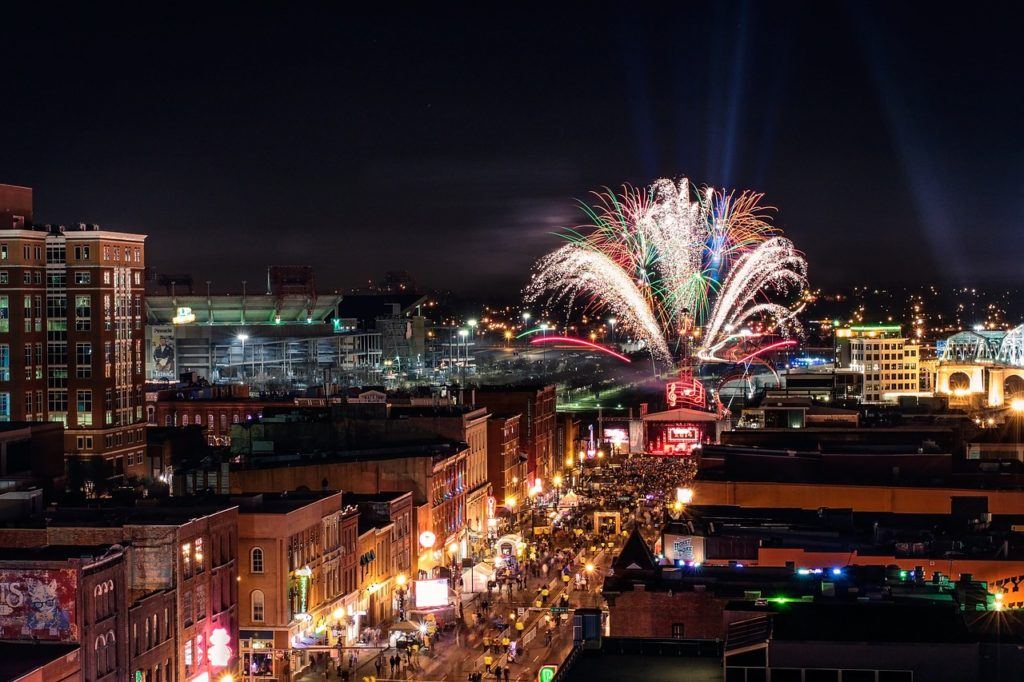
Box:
[831,568,843,576]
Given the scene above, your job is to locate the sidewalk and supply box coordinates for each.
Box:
[291,644,387,681]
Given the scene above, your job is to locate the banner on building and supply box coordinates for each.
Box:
[0,569,78,641]
[149,324,176,380]
[663,534,705,565]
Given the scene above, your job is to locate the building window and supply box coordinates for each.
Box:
[76,389,92,426]
[0,345,8,382]
[75,295,91,331]
[0,296,8,332]
[182,543,192,578]
[671,623,685,639]
[251,547,264,573]
[182,590,193,627]
[195,537,204,573]
[0,272,6,284]
[251,590,265,622]
[75,271,91,285]
[76,342,92,378]
[0,393,9,423]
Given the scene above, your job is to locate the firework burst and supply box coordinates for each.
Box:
[525,177,807,366]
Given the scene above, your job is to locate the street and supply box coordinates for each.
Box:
[296,453,694,681]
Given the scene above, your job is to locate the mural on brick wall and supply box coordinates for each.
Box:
[0,569,77,640]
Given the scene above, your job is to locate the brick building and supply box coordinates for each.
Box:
[0,185,148,487]
[486,413,524,509]
[0,544,128,682]
[342,491,415,585]
[236,491,356,679]
[474,384,556,487]
[0,499,239,682]
[148,382,295,446]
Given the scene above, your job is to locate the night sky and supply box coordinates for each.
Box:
[2,3,1022,294]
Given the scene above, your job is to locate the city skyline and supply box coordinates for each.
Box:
[3,4,1024,293]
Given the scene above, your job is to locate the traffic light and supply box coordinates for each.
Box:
[538,664,558,682]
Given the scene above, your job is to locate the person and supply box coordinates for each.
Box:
[504,666,511,682]
[375,656,384,678]
[494,664,503,680]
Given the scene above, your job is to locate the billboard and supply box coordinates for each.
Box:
[414,579,449,609]
[663,534,705,565]
[0,569,78,641]
[149,324,176,380]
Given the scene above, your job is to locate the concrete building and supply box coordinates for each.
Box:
[836,323,921,403]
[144,266,381,390]
[0,186,148,486]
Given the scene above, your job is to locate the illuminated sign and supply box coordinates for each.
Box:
[666,426,699,442]
[207,627,232,667]
[172,306,196,325]
[486,496,496,519]
[664,534,705,564]
[538,665,558,682]
[666,372,706,410]
[419,531,436,549]
[293,566,312,616]
[414,579,449,609]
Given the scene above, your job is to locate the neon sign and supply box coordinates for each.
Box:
[207,627,232,667]
[666,372,706,410]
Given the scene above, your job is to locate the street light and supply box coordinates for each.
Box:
[1011,398,1024,413]
[522,312,531,325]
[676,487,694,505]
[236,332,249,374]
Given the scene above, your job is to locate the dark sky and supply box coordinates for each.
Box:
[2,3,1023,294]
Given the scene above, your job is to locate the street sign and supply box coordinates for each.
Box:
[538,664,558,682]
[550,606,568,614]
[517,606,525,617]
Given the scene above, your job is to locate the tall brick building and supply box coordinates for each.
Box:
[474,384,556,487]
[0,183,147,487]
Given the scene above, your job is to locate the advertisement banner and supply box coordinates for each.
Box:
[149,325,176,380]
[0,569,78,641]
[663,534,705,565]
[414,579,449,609]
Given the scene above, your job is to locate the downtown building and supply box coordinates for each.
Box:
[0,497,240,682]
[835,323,922,403]
[0,183,147,488]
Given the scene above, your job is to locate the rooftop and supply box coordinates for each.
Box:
[0,544,122,563]
[233,490,341,514]
[0,641,80,680]
[667,505,1024,561]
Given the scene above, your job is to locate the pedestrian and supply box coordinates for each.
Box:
[494,664,503,680]
[504,666,511,682]
[375,655,384,678]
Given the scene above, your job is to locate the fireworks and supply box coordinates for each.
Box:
[525,177,807,366]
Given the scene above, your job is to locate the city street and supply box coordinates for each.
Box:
[295,453,694,681]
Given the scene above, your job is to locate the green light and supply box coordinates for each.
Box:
[849,324,901,332]
[899,570,908,580]
[516,326,546,339]
[767,596,794,604]
[538,665,557,682]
